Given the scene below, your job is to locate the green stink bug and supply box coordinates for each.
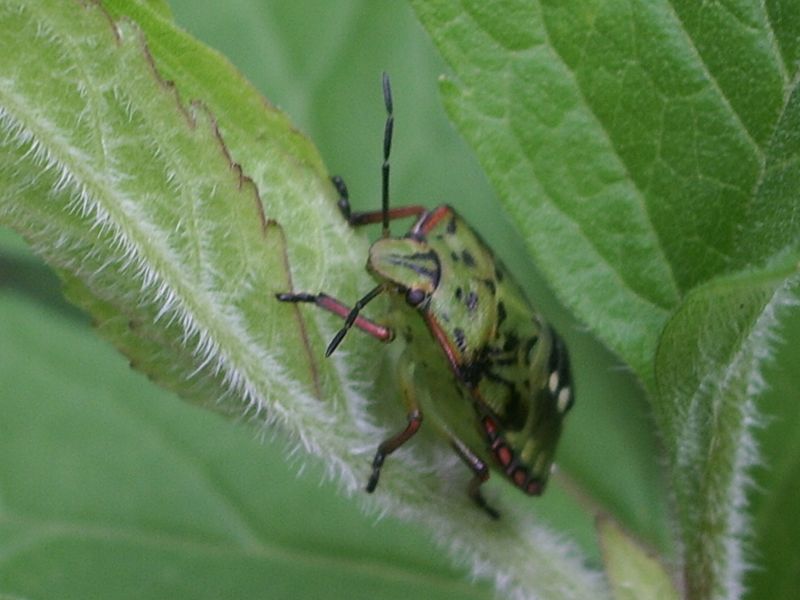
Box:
[278,74,573,518]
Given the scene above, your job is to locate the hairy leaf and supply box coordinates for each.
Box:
[0,289,489,600]
[0,1,606,599]
[748,308,800,600]
[409,0,800,598]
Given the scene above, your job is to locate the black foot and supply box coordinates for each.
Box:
[472,490,501,520]
[467,476,500,520]
[366,450,386,493]
[275,292,317,303]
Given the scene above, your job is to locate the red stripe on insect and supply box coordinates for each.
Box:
[495,444,513,467]
[526,479,543,496]
[512,468,527,487]
[482,416,499,440]
[416,205,453,235]
[423,312,462,372]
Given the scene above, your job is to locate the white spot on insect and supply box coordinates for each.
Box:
[548,371,559,393]
[557,387,572,413]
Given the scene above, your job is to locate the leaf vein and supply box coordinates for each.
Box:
[530,3,682,304]
[664,0,764,154]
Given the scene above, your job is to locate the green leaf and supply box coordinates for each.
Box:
[142,0,171,20]
[0,2,606,599]
[409,1,800,598]
[4,0,797,598]
[410,0,800,385]
[597,516,679,600]
[0,0,330,417]
[654,268,798,599]
[746,306,800,600]
[0,289,488,600]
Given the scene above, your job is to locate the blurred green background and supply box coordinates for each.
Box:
[1,1,797,598]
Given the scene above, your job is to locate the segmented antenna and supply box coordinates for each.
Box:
[381,72,393,237]
[324,75,396,355]
[325,284,386,356]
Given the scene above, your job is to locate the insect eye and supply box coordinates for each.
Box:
[405,288,426,306]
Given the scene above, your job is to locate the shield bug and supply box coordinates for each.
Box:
[277,74,573,518]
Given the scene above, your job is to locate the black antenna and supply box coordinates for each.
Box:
[381,72,393,237]
[325,284,385,356]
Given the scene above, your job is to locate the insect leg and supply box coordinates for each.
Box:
[381,71,393,236]
[331,74,427,230]
[366,409,423,494]
[349,205,428,227]
[366,362,424,494]
[449,437,500,520]
[331,175,354,222]
[330,176,425,227]
[276,290,393,346]
[324,284,388,356]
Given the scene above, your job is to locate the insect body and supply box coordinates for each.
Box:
[278,74,573,518]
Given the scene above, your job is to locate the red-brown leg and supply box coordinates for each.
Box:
[331,175,425,227]
[276,289,393,349]
[366,409,423,493]
[347,205,427,226]
[449,437,500,519]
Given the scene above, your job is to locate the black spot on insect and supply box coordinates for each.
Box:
[483,279,496,295]
[484,369,527,430]
[460,362,483,387]
[390,259,437,281]
[494,266,504,282]
[461,250,476,267]
[458,345,497,388]
[435,234,444,241]
[455,287,463,301]
[387,250,441,287]
[451,251,460,262]
[408,251,439,261]
[548,336,560,372]
[453,327,467,353]
[497,301,507,326]
[487,345,504,357]
[503,333,519,353]
[486,343,515,366]
[447,217,457,234]
[465,290,479,312]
